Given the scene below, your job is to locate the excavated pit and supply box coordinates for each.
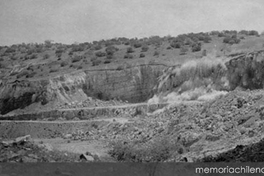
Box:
[1,50,264,162]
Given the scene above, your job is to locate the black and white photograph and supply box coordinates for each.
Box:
[0,0,264,175]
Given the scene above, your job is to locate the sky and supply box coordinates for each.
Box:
[0,0,264,46]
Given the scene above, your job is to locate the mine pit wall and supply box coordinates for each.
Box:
[0,64,166,115]
[0,103,168,121]
[154,50,264,97]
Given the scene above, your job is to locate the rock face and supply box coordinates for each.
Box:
[0,64,165,115]
[151,50,264,103]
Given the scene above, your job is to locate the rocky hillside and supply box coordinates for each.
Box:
[0,30,263,116]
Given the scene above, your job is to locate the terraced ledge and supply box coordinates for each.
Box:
[0,103,168,121]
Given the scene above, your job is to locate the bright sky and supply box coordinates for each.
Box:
[0,0,263,46]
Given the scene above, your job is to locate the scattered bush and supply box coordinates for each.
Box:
[25,71,36,78]
[43,53,49,59]
[133,43,142,48]
[50,68,58,73]
[60,61,68,67]
[126,47,134,53]
[109,137,179,162]
[104,60,111,64]
[95,51,106,57]
[223,35,240,45]
[30,54,37,60]
[248,30,259,36]
[139,53,145,58]
[93,45,102,50]
[71,55,82,63]
[141,46,149,52]
[170,41,182,49]
[116,65,124,70]
[191,43,201,52]
[71,45,85,52]
[105,46,118,56]
[153,51,159,56]
[91,59,101,66]
[124,53,134,59]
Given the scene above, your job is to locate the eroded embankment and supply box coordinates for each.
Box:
[149,50,264,103]
[0,64,165,115]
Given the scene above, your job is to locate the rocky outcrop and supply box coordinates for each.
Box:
[151,50,264,103]
[0,64,165,115]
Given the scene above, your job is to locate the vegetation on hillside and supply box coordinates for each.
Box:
[0,30,262,80]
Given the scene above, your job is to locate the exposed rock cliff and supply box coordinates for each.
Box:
[150,50,264,103]
[0,64,165,115]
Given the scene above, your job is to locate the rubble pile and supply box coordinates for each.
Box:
[0,135,80,162]
[102,90,264,162]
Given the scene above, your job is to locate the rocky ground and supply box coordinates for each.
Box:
[1,89,264,162]
[56,97,128,109]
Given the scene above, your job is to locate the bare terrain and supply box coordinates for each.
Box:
[1,30,264,163]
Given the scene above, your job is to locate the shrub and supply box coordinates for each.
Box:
[25,71,36,78]
[124,41,130,45]
[116,65,124,70]
[126,47,134,53]
[55,49,64,55]
[95,51,106,57]
[170,41,182,49]
[50,68,58,73]
[44,40,53,48]
[109,137,179,162]
[248,30,259,36]
[104,60,111,64]
[91,59,101,66]
[124,53,133,59]
[43,53,49,59]
[191,43,201,52]
[71,45,85,52]
[72,55,82,63]
[105,46,118,56]
[218,33,225,37]
[141,46,149,52]
[68,51,73,56]
[139,53,145,58]
[93,45,102,50]
[153,51,159,56]
[106,54,113,60]
[133,43,142,48]
[223,36,240,44]
[60,61,68,67]
[30,54,37,60]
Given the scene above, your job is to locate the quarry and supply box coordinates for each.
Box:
[2,44,264,163]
